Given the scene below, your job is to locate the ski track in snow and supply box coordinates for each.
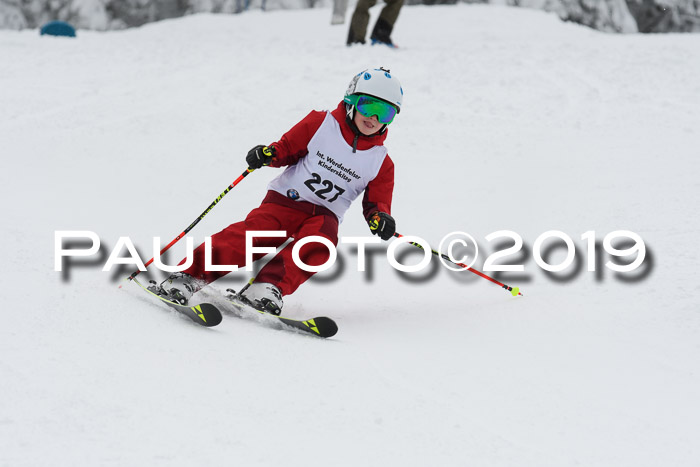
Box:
[2,4,700,466]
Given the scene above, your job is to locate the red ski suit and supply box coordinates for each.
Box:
[182,102,395,296]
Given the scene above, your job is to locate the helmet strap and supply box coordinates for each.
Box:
[345,104,360,134]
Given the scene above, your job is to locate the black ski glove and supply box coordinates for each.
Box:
[246,145,276,169]
[368,211,396,241]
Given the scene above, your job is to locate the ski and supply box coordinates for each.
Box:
[222,292,338,338]
[131,277,223,327]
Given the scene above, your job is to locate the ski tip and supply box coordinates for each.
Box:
[313,317,338,338]
[192,303,223,327]
[284,316,338,338]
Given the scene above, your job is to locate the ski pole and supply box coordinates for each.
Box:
[393,232,523,297]
[126,167,256,281]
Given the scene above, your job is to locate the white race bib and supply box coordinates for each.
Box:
[268,112,388,222]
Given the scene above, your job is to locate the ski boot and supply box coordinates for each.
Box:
[236,282,284,316]
[148,272,198,306]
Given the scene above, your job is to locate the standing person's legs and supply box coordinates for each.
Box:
[331,0,349,25]
[371,0,404,45]
[347,0,378,44]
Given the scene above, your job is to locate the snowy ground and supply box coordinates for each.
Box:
[2,4,700,466]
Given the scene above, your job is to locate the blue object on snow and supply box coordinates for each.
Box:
[40,21,77,38]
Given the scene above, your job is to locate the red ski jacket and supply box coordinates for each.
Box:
[268,102,395,221]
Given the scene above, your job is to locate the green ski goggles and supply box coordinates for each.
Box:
[346,94,398,124]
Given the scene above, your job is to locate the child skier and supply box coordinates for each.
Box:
[151,67,403,315]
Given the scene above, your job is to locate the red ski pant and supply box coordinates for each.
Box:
[182,196,339,296]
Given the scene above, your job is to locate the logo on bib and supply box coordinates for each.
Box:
[287,189,300,200]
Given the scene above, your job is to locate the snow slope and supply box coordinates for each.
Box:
[2,4,700,466]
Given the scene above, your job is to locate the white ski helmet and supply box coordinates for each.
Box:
[344,67,403,113]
